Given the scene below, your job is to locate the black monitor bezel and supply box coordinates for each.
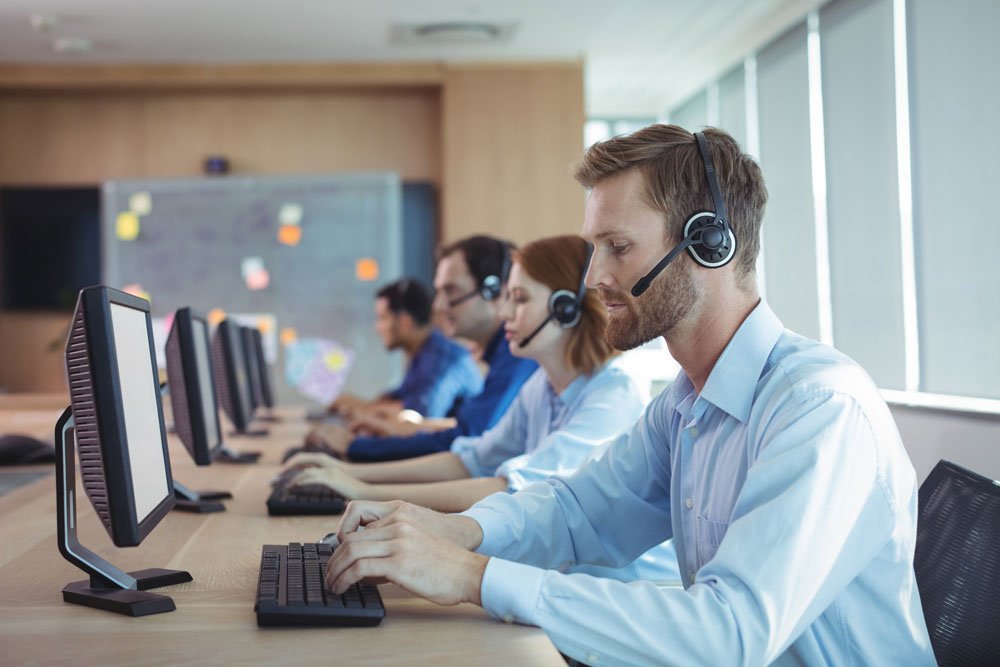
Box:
[250,328,274,409]
[166,307,223,466]
[80,286,175,547]
[240,325,263,412]
[215,319,253,432]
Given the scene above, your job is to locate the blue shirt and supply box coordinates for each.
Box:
[384,329,483,418]
[347,328,537,462]
[463,301,934,666]
[453,361,679,584]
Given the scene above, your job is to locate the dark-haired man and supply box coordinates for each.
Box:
[329,278,483,421]
[307,236,537,463]
[320,126,933,666]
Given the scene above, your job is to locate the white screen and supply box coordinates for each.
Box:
[110,302,170,523]
[192,318,221,448]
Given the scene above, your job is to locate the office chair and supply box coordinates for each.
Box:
[914,459,1000,666]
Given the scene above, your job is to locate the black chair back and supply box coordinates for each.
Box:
[915,459,1000,666]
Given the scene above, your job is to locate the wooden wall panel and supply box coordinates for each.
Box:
[0,90,440,184]
[441,63,586,244]
[0,312,71,393]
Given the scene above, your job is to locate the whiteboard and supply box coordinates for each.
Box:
[102,172,404,405]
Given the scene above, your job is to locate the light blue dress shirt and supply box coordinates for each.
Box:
[453,361,680,584]
[462,301,935,666]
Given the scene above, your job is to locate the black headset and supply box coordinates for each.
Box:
[518,241,593,348]
[630,131,738,298]
[448,239,511,307]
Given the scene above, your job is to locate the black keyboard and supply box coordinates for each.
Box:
[255,542,385,627]
[267,480,347,516]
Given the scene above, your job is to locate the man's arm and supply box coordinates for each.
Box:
[471,390,905,666]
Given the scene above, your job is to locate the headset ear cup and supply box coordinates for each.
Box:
[480,275,501,301]
[683,212,737,268]
[549,290,582,328]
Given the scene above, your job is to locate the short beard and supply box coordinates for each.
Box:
[601,261,697,351]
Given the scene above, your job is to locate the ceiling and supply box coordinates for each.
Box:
[0,0,827,117]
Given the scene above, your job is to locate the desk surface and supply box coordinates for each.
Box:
[0,406,564,666]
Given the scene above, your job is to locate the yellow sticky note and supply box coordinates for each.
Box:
[324,351,346,371]
[129,191,152,216]
[116,212,140,241]
[280,327,298,346]
[207,308,226,326]
[355,258,379,282]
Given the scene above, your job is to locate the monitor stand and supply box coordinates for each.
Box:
[232,426,270,437]
[173,480,228,513]
[214,442,261,464]
[56,407,192,617]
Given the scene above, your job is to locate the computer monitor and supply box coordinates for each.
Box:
[241,326,278,421]
[55,285,192,616]
[163,309,243,512]
[211,318,267,436]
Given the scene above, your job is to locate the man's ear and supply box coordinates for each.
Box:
[397,312,415,335]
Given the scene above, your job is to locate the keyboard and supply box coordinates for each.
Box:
[255,542,385,627]
[267,479,347,516]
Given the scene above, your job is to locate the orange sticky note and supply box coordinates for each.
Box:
[122,283,150,302]
[355,258,379,282]
[256,317,274,334]
[207,308,226,326]
[277,224,302,246]
[280,327,298,346]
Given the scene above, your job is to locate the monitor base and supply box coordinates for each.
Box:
[63,568,192,617]
[214,443,261,464]
[173,497,226,513]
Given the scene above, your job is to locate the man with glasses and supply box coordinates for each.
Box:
[307,235,538,462]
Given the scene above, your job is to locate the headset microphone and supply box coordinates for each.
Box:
[516,314,554,348]
[517,242,593,348]
[630,132,737,298]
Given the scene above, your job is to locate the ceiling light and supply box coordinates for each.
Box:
[390,21,517,45]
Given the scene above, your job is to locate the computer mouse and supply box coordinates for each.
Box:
[0,434,56,465]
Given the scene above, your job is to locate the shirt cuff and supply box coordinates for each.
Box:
[460,502,514,556]
[480,557,545,626]
[450,435,482,477]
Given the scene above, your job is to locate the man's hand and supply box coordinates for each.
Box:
[337,500,484,552]
[281,451,349,473]
[325,509,489,607]
[289,467,368,500]
[304,423,353,458]
[348,412,423,438]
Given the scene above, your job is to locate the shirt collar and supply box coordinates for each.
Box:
[697,300,784,423]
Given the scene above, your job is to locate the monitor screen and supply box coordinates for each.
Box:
[109,302,170,524]
[191,317,221,450]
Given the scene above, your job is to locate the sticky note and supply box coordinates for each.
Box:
[129,191,152,216]
[256,317,274,334]
[324,350,347,371]
[245,269,270,291]
[122,283,150,302]
[241,256,265,280]
[280,327,298,346]
[355,258,379,282]
[207,308,226,326]
[116,212,140,241]
[279,203,303,226]
[277,224,302,246]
